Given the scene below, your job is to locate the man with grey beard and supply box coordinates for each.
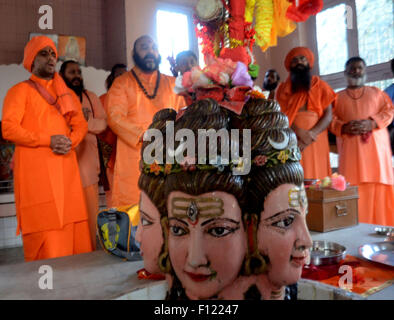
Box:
[330,56,394,226]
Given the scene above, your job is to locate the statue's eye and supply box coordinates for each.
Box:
[170,225,188,236]
[271,215,295,229]
[208,227,232,237]
[141,217,153,227]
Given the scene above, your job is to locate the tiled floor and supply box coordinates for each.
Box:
[0,236,104,266]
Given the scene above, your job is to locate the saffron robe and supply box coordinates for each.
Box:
[99,93,116,207]
[76,90,107,248]
[331,86,394,226]
[106,67,185,207]
[276,76,336,179]
[2,74,92,260]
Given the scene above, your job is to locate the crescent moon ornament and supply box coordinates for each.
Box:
[268,130,289,150]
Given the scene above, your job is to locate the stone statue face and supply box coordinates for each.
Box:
[167,191,246,299]
[257,183,312,288]
[136,191,163,274]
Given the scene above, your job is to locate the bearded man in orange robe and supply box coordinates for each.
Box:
[276,47,336,180]
[60,60,107,249]
[331,57,394,226]
[2,36,92,261]
[106,35,185,207]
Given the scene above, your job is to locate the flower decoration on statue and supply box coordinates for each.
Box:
[142,155,249,177]
[174,56,256,115]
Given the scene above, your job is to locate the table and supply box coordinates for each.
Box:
[310,223,394,300]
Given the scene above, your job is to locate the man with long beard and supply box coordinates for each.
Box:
[276,47,336,180]
[106,35,185,207]
[331,57,394,226]
[60,60,107,249]
[1,36,92,261]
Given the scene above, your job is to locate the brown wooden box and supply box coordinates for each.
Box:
[306,186,359,232]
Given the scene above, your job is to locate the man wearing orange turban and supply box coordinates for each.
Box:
[2,36,92,261]
[276,47,336,180]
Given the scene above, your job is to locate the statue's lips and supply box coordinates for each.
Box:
[290,255,307,268]
[185,271,211,282]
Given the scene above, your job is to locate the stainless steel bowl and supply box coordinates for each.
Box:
[375,227,392,236]
[310,240,347,266]
[359,241,394,267]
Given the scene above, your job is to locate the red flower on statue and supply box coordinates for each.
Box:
[286,0,324,22]
[254,155,268,166]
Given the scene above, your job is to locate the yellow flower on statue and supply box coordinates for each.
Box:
[278,151,289,164]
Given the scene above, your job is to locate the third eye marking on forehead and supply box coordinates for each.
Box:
[289,187,307,208]
[171,197,224,220]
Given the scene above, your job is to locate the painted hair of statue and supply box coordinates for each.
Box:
[136,108,177,275]
[237,98,312,298]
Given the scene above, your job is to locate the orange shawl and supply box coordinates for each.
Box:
[276,75,336,125]
[23,36,77,116]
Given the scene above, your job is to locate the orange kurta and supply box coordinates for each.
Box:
[2,74,92,260]
[331,86,394,226]
[276,76,336,179]
[77,90,107,188]
[106,67,185,207]
[99,93,117,207]
[76,90,107,248]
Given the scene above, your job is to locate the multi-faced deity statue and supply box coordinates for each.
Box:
[137,98,312,300]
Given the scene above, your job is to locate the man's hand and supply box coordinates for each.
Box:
[298,141,307,152]
[82,108,91,121]
[295,127,317,148]
[50,135,72,155]
[342,119,377,135]
[357,119,377,133]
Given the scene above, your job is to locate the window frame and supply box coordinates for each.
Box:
[155,2,200,68]
[312,0,392,90]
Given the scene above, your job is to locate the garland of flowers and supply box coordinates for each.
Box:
[254,0,274,51]
[142,145,301,177]
[193,15,216,58]
[244,22,256,52]
[245,0,256,23]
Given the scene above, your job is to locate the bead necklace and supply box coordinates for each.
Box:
[131,69,161,100]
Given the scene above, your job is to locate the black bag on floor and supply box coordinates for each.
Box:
[97,205,142,261]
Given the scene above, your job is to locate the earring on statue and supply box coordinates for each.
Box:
[243,213,267,275]
[158,216,172,273]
